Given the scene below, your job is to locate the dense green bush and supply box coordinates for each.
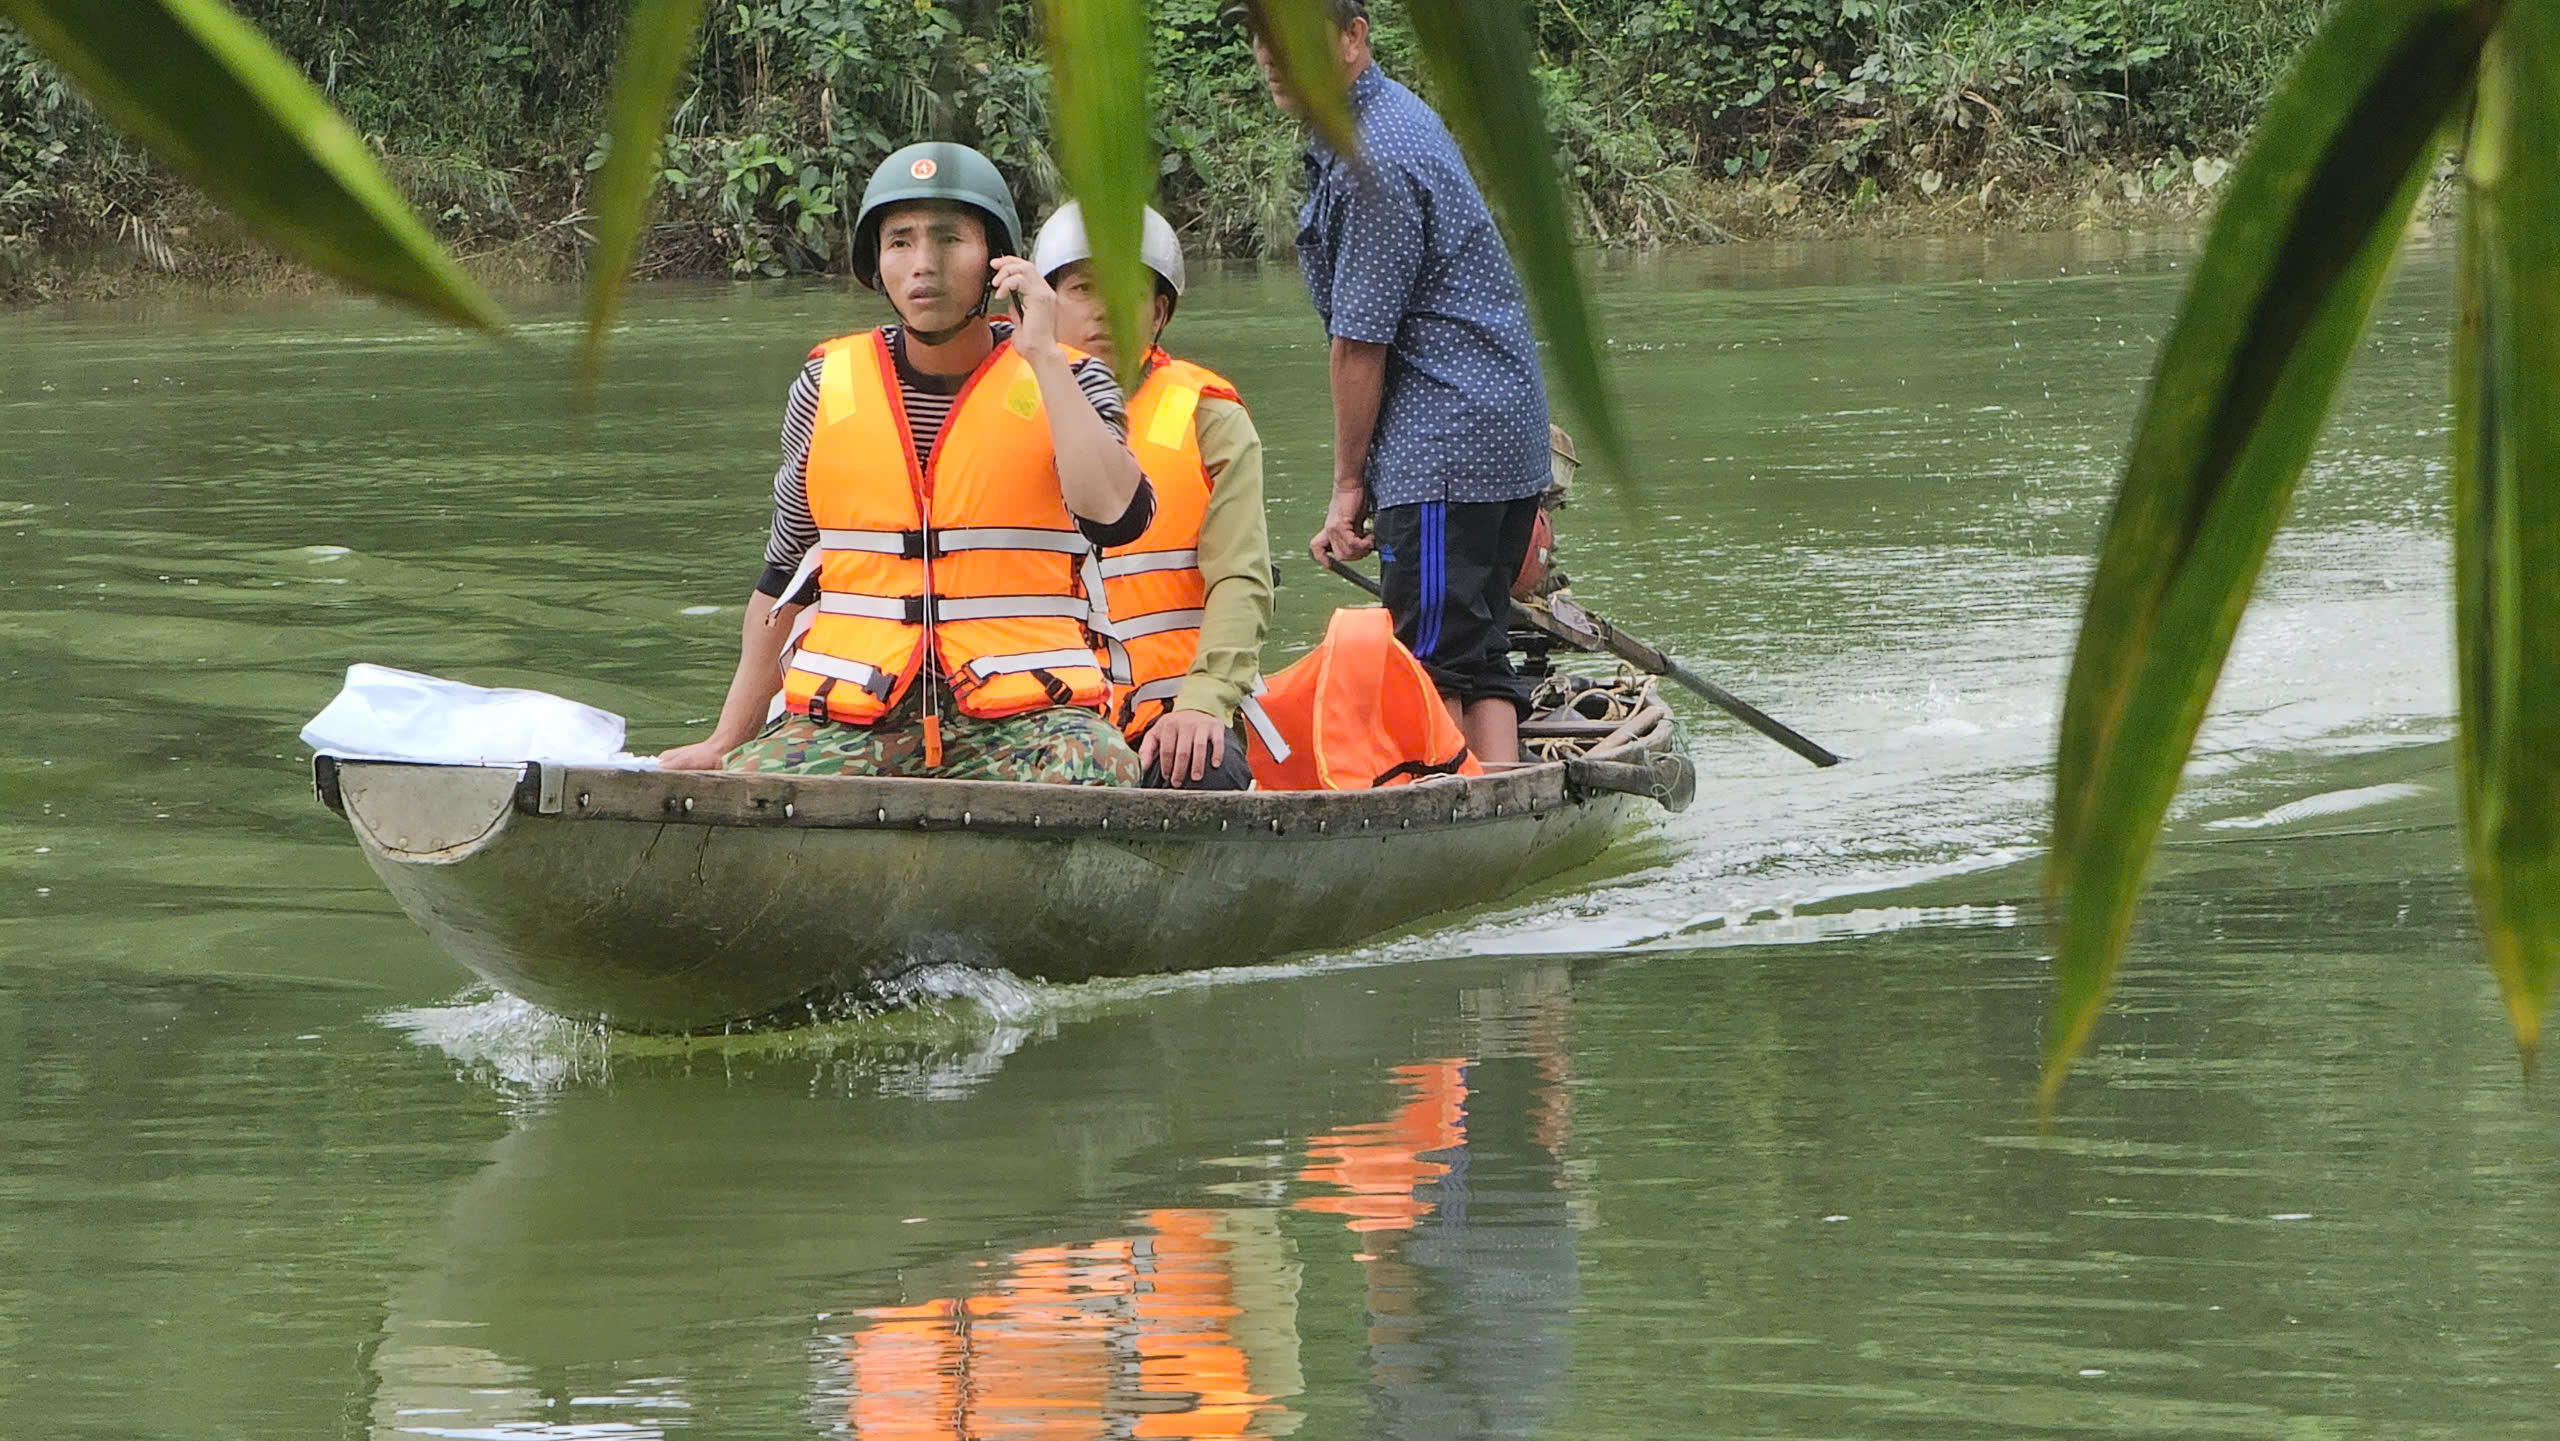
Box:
[0,0,2329,285]
[1534,0,2323,222]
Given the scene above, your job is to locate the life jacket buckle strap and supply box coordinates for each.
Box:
[790,651,898,702]
[966,647,1102,680]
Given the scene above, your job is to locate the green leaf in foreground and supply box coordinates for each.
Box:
[2453,3,2560,1068]
[1403,0,1627,480]
[578,0,716,390]
[1,0,502,332]
[2043,0,2502,1113]
[1040,0,1153,389]
[1238,0,1361,162]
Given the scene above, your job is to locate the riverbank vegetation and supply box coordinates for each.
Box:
[1,0,2325,299]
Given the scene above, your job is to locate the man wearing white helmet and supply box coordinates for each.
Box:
[1035,201,1275,791]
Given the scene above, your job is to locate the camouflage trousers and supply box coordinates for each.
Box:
[723,707,1143,786]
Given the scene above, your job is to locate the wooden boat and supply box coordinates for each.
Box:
[315,679,1692,1033]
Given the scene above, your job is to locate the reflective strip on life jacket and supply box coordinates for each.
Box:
[816,526,1089,558]
[928,594,1092,623]
[816,592,1091,623]
[1097,548,1199,579]
[966,647,1105,679]
[1239,692,1291,765]
[936,525,1090,555]
[816,527,917,556]
[1095,607,1206,641]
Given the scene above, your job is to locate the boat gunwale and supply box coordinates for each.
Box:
[316,702,1689,841]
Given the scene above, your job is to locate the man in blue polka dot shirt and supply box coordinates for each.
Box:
[1231,0,1553,765]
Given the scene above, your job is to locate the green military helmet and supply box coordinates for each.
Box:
[851,142,1023,290]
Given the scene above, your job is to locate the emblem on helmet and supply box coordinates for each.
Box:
[910,157,939,180]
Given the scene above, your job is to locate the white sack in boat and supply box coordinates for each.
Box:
[301,663,657,768]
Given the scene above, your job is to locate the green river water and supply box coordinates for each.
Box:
[6,232,2556,1439]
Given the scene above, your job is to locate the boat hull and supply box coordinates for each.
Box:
[325,738,1687,1032]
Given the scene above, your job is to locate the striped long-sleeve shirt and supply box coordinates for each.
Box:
[755,321,1149,597]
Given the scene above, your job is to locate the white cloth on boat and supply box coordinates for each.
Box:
[301,663,658,768]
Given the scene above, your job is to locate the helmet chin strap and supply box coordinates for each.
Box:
[906,317,971,346]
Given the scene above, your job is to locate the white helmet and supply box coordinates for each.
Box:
[1032,201,1187,313]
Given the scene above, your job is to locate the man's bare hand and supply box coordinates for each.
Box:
[989,255,1060,360]
[1309,488,1374,565]
[658,739,732,772]
[1140,709,1227,786]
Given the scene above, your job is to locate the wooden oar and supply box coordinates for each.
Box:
[1324,558,1844,768]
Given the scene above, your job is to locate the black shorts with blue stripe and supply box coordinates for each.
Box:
[1373,494,1541,714]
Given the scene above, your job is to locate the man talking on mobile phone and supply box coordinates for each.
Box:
[661,142,1152,785]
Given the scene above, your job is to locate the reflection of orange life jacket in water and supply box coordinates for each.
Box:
[1294,1059,1469,1233]
[845,1210,1274,1440]
[1244,608,1482,791]
[779,330,1111,726]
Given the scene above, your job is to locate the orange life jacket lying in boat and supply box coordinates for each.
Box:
[1244,607,1483,791]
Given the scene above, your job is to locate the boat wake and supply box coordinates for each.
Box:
[382,963,1063,1097]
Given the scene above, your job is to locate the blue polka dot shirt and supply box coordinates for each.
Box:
[1298,63,1553,509]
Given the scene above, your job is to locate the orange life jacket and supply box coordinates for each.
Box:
[1087,349,1291,764]
[1244,607,1482,791]
[778,329,1110,726]
[1087,349,1236,741]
